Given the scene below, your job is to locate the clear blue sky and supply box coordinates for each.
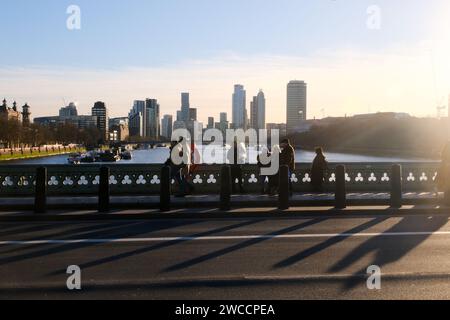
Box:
[0,0,438,68]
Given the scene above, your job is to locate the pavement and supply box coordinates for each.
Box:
[2,209,450,299]
[0,192,443,211]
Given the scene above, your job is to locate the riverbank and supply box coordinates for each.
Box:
[0,147,85,162]
[297,145,435,161]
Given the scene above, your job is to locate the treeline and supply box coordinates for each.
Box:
[0,118,103,148]
[290,116,450,159]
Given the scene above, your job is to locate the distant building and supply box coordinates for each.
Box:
[189,108,197,122]
[109,117,129,128]
[21,103,31,127]
[145,99,160,140]
[34,116,60,127]
[250,90,266,131]
[0,99,21,122]
[108,117,129,142]
[286,80,307,134]
[161,114,173,140]
[220,112,228,123]
[59,102,78,118]
[128,100,146,137]
[232,84,247,130]
[173,120,187,131]
[207,117,215,129]
[176,110,183,122]
[34,115,98,129]
[70,115,98,129]
[92,101,109,140]
[181,92,190,122]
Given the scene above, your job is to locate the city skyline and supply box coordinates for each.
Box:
[2,1,450,122]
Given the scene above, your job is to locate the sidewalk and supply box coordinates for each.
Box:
[0,203,448,222]
[0,192,442,212]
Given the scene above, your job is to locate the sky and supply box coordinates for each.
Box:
[1,0,450,123]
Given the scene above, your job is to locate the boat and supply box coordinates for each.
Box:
[67,153,81,165]
[97,150,121,162]
[120,150,132,160]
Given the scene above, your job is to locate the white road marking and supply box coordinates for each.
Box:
[1,230,450,245]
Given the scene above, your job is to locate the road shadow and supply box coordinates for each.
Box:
[272,216,390,269]
[328,215,449,290]
[0,219,204,267]
[163,217,328,273]
[46,219,266,276]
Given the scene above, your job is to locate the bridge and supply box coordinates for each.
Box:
[0,161,445,212]
[2,162,450,299]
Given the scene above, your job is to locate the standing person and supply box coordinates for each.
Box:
[165,138,193,197]
[227,139,246,194]
[268,145,281,195]
[186,142,202,191]
[311,147,329,192]
[257,147,271,194]
[436,141,450,196]
[280,139,295,196]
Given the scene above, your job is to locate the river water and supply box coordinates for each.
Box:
[2,147,433,165]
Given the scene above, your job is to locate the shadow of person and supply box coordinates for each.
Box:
[328,215,449,290]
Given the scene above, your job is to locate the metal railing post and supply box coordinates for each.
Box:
[160,166,171,212]
[335,165,347,209]
[278,165,290,210]
[220,165,231,211]
[34,167,47,214]
[391,164,402,208]
[98,166,110,213]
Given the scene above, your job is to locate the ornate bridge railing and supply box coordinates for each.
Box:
[0,162,440,197]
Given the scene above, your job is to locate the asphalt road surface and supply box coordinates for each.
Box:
[2,213,450,299]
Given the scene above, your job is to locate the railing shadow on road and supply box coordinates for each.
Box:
[44,219,267,276]
[0,219,205,267]
[272,216,391,269]
[161,217,329,273]
[327,215,449,290]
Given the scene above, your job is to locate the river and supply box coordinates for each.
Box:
[2,147,433,165]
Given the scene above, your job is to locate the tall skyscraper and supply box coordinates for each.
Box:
[207,117,215,129]
[181,92,190,122]
[286,81,307,134]
[232,84,247,129]
[220,112,227,123]
[189,108,197,122]
[145,98,160,140]
[161,114,173,140]
[128,100,146,137]
[92,101,109,141]
[249,90,266,131]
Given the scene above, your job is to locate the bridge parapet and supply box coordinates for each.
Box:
[0,162,440,197]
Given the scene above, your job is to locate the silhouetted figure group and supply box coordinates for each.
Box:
[166,136,332,197]
[257,140,328,196]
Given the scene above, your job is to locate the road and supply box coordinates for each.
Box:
[1,212,450,299]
